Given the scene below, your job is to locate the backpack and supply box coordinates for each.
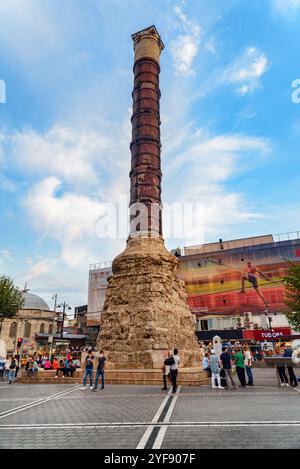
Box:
[164,356,175,366]
[9,359,16,370]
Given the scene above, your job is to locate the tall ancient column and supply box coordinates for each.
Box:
[129,26,164,238]
[98,26,199,369]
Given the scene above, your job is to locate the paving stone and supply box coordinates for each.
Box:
[0,369,299,449]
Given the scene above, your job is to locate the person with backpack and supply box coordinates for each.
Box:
[210,350,224,390]
[92,351,106,391]
[80,351,94,390]
[14,355,20,380]
[220,346,237,390]
[8,355,16,384]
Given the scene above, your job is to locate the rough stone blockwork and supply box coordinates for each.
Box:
[97,27,200,369]
[98,238,200,368]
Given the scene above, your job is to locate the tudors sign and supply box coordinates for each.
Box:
[243,328,291,341]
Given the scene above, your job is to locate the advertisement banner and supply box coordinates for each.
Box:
[179,238,300,316]
[243,328,291,341]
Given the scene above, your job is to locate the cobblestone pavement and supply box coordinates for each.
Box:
[0,369,299,449]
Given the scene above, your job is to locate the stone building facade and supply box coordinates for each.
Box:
[0,292,56,355]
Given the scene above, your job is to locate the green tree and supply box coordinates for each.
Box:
[0,275,24,334]
[283,262,300,332]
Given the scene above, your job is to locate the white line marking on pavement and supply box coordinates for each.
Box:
[152,386,181,449]
[0,420,300,430]
[136,387,172,449]
[151,387,172,422]
[0,386,81,420]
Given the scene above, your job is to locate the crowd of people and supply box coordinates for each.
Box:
[0,350,84,383]
[201,341,299,389]
[0,355,20,384]
[1,342,299,391]
[202,345,253,389]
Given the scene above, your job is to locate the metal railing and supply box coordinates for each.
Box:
[89,261,112,271]
[88,232,300,268]
[273,231,300,242]
[183,230,300,256]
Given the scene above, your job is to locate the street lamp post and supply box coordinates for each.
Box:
[265,311,276,348]
[57,302,72,339]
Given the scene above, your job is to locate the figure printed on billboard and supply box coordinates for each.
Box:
[239,262,270,307]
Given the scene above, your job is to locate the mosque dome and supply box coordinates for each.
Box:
[22,292,50,311]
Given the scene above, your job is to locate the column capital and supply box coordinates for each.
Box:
[132,25,164,64]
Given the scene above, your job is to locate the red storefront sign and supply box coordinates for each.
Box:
[243,328,291,341]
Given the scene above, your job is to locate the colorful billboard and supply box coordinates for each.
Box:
[178,238,300,316]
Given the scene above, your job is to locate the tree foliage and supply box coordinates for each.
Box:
[0,275,23,320]
[283,262,300,332]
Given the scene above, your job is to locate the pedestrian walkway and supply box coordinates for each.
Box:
[0,369,299,449]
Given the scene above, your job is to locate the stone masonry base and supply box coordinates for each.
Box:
[18,368,210,386]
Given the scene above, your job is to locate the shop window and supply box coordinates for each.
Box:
[223,318,231,329]
[207,319,213,330]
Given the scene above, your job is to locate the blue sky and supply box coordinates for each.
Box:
[0,0,300,308]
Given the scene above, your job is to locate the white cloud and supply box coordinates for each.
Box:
[235,85,252,96]
[163,125,271,244]
[166,131,270,174]
[23,177,108,267]
[170,4,202,76]
[0,249,13,260]
[272,0,300,16]
[6,124,111,184]
[221,47,269,95]
[25,260,52,281]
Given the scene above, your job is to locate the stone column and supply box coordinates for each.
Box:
[130,26,164,237]
[97,26,200,370]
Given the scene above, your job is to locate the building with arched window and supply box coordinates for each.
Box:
[0,290,56,355]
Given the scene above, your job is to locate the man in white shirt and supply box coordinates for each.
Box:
[170,349,180,394]
[244,346,253,386]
